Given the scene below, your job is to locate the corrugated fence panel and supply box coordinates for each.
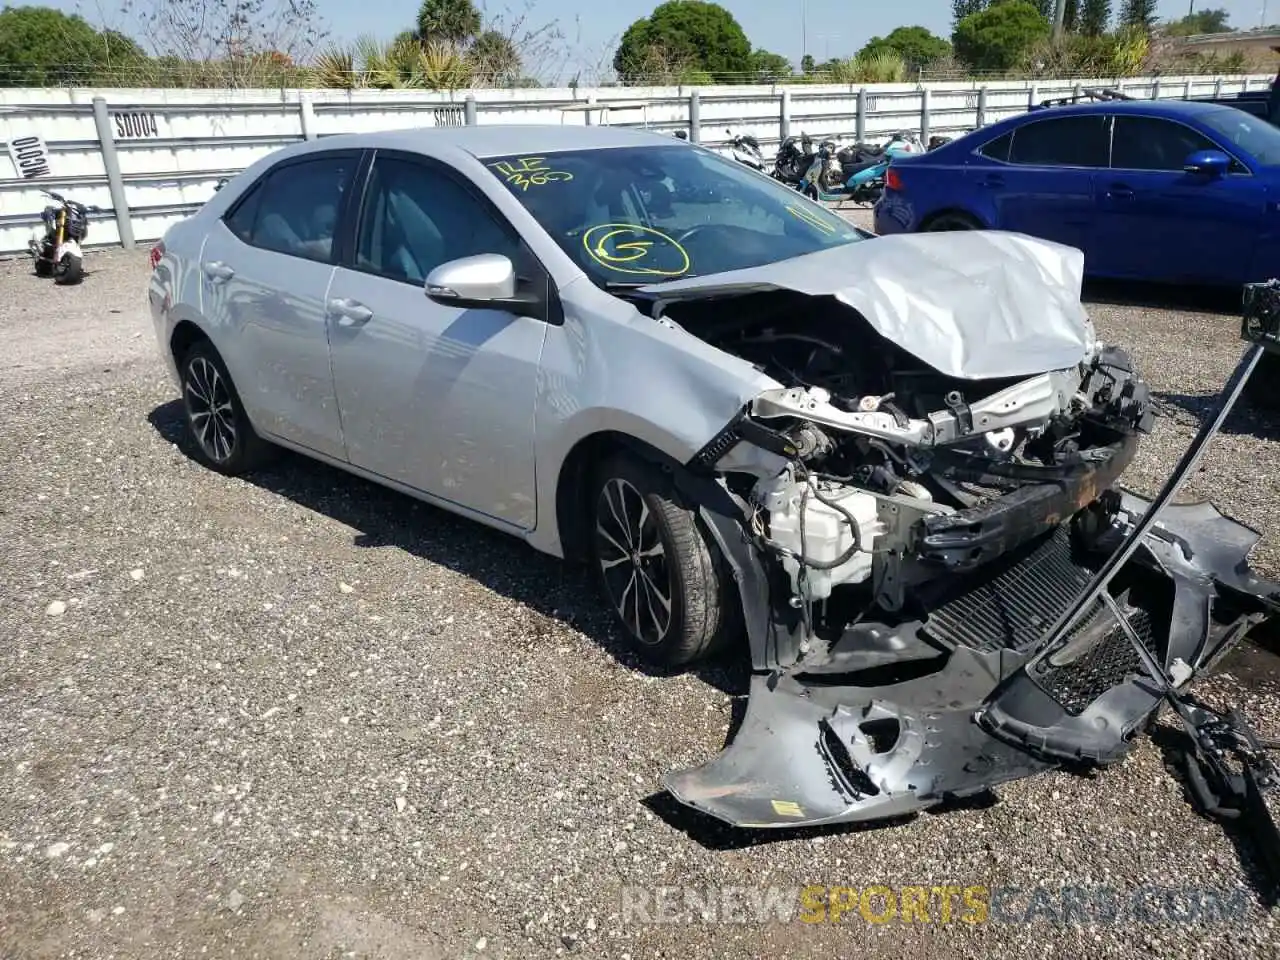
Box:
[0,73,1271,254]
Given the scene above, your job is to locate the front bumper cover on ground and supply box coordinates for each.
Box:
[667,285,1280,833]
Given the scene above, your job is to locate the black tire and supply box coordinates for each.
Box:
[1245,350,1280,412]
[590,453,737,667]
[923,212,982,232]
[178,338,272,475]
[54,253,83,285]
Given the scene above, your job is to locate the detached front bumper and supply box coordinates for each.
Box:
[666,493,1279,829]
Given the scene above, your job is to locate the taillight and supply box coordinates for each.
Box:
[885,168,904,192]
[149,241,164,270]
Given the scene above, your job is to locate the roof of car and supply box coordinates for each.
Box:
[1024,97,1244,120]
[304,123,677,159]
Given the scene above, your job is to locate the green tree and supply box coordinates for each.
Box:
[1119,0,1158,31]
[1164,7,1232,35]
[749,48,792,80]
[0,5,146,85]
[469,29,521,84]
[859,25,951,67]
[953,0,1051,71]
[1079,0,1112,36]
[613,1,752,82]
[800,52,815,73]
[953,0,987,26]
[416,0,481,45]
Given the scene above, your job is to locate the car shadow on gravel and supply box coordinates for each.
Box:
[147,400,751,698]
[1082,279,1241,316]
[1151,392,1280,441]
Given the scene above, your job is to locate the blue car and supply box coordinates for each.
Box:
[873,98,1280,286]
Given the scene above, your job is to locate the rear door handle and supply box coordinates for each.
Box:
[327,297,373,327]
[202,260,235,282]
[1106,183,1135,200]
[980,174,1004,188]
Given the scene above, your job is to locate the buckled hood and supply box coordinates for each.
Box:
[642,230,1095,381]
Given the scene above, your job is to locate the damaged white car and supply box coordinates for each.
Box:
[149,126,1280,832]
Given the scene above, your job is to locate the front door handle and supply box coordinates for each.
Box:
[202,260,235,282]
[327,297,373,327]
[1106,183,1135,200]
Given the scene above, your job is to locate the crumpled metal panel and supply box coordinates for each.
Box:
[642,230,1095,381]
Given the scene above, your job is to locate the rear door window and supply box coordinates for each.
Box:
[223,154,356,263]
[1008,116,1111,168]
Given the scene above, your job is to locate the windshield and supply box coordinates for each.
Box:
[481,143,863,286]
[1199,109,1280,165]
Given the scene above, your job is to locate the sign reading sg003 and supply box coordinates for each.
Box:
[6,134,51,179]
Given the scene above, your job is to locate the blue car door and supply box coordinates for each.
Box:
[1093,114,1267,283]
[981,114,1110,263]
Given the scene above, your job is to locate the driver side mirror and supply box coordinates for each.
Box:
[425,253,516,305]
[1184,149,1230,178]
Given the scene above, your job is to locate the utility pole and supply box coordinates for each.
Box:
[801,0,808,61]
[1052,0,1066,38]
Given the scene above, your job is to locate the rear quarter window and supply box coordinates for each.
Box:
[978,131,1012,162]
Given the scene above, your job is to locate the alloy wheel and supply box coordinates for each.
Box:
[184,356,237,463]
[595,477,674,646]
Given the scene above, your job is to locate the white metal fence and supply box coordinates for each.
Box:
[0,74,1269,256]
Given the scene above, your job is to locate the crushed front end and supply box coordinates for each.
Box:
[654,285,1280,832]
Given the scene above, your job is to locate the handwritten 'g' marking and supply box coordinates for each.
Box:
[488,156,574,191]
[582,223,691,277]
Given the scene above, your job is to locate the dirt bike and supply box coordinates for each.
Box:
[30,190,99,285]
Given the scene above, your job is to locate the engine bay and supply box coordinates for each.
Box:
[664,289,1156,619]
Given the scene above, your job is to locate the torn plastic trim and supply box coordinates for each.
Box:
[663,500,1279,829]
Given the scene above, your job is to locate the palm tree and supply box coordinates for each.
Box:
[416,0,482,46]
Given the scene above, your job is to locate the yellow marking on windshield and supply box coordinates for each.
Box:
[787,204,837,234]
[488,156,573,191]
[582,223,691,277]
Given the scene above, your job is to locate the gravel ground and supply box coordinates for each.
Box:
[3,217,1280,960]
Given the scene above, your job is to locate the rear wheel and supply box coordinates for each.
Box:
[590,454,736,667]
[923,212,982,232]
[179,338,272,475]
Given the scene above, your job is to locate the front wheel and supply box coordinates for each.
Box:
[590,454,737,667]
[54,253,83,285]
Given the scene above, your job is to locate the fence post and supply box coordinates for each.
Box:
[585,93,596,126]
[1073,82,1082,101]
[779,88,791,142]
[1215,78,1224,98]
[1242,76,1250,93]
[919,87,930,145]
[689,90,701,143]
[1028,84,1038,109]
[464,95,477,126]
[1183,79,1192,99]
[1152,78,1162,100]
[976,84,987,127]
[90,96,133,251]
[856,87,867,144]
[298,95,316,140]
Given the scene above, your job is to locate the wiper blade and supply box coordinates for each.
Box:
[604,275,697,291]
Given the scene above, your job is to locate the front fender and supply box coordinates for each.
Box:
[54,239,83,261]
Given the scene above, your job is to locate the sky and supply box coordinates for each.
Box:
[52,0,1278,77]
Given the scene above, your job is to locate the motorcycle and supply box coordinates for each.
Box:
[30,190,98,285]
[716,128,766,172]
[771,132,816,187]
[801,131,926,206]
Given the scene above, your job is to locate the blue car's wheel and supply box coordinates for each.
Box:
[924,212,981,232]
